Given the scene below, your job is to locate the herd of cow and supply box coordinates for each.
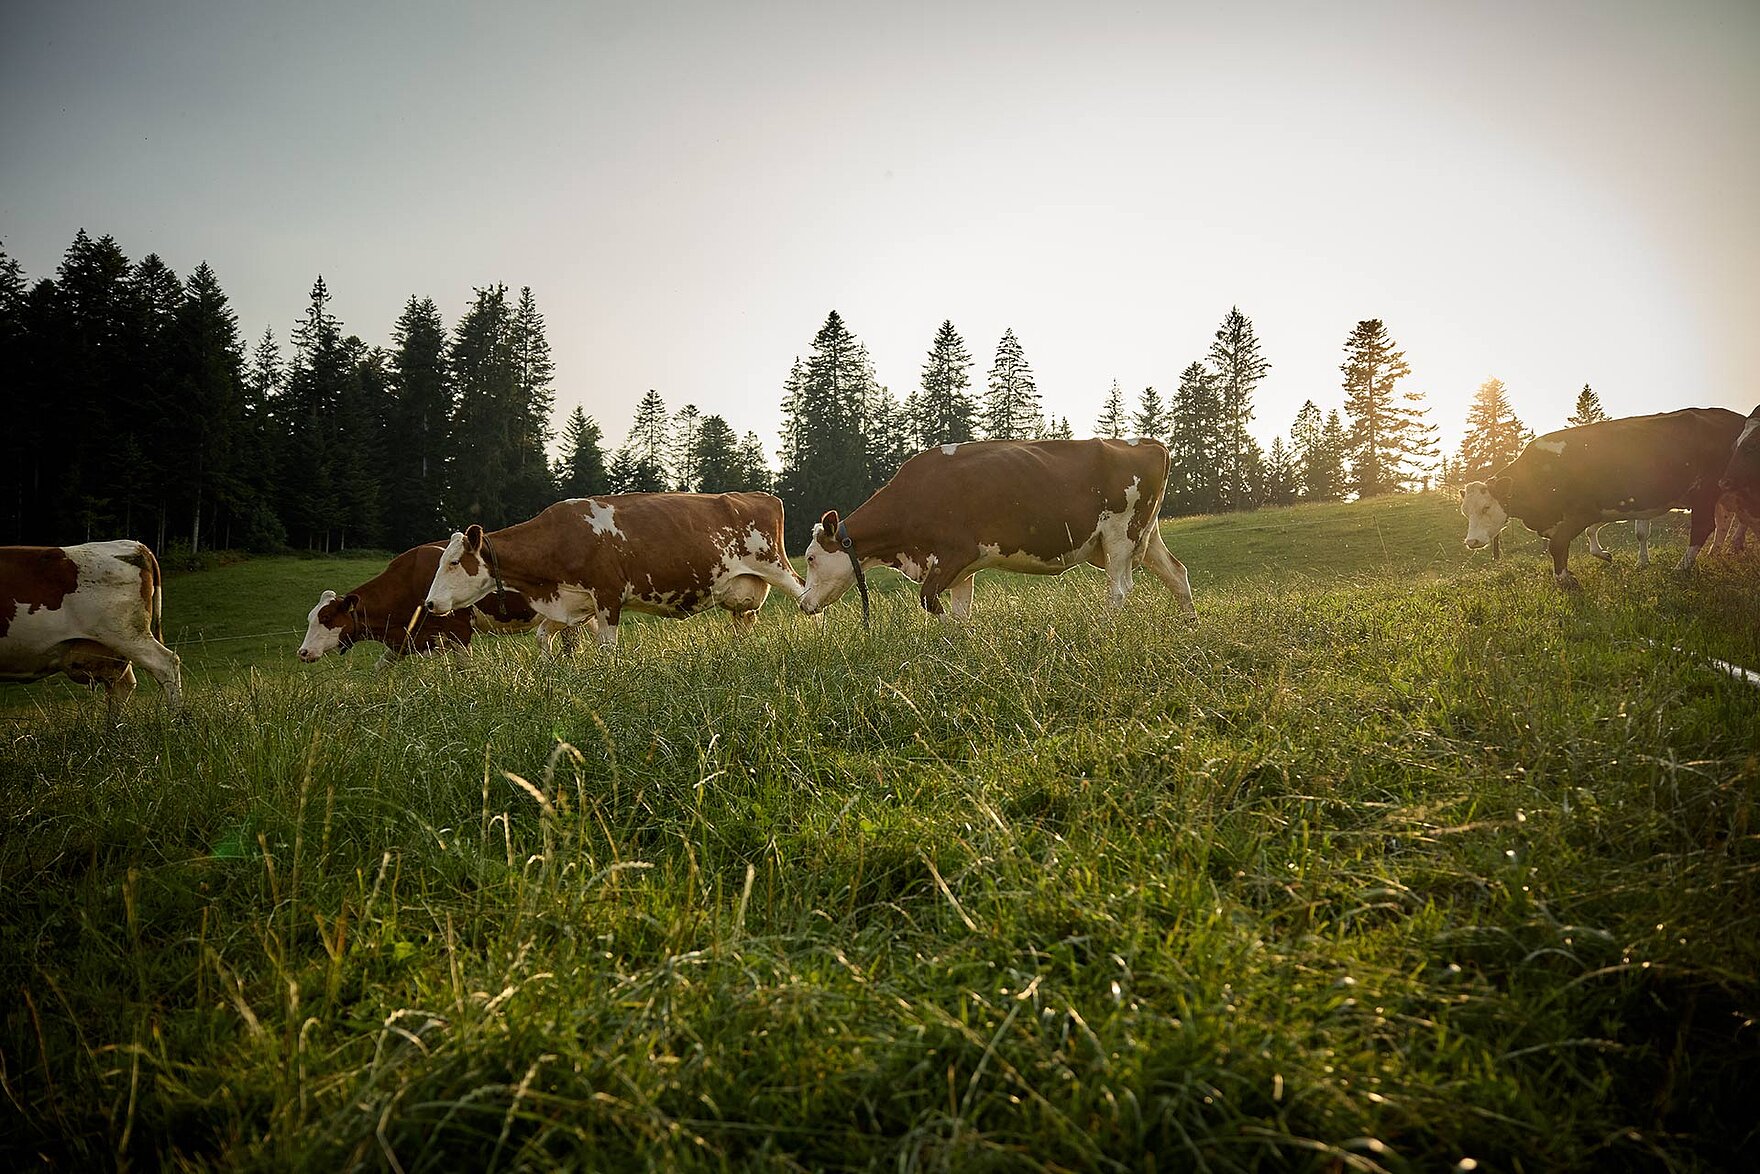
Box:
[4,405,1759,721]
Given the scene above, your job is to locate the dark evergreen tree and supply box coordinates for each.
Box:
[777,311,874,547]
[866,386,914,485]
[447,284,516,527]
[736,432,774,493]
[1314,410,1348,502]
[51,231,137,539]
[1095,380,1127,438]
[506,286,558,517]
[332,338,388,549]
[915,319,976,447]
[278,277,350,548]
[1132,385,1169,441]
[1264,436,1296,506]
[1568,384,1608,427]
[1341,319,1434,497]
[1044,415,1073,440]
[617,388,671,491]
[166,262,247,553]
[982,328,1040,440]
[1457,376,1527,481]
[556,406,609,498]
[1207,306,1272,510]
[127,253,188,547]
[0,244,34,541]
[1166,361,1223,514]
[670,403,704,491]
[1288,400,1324,501]
[383,296,453,547]
[692,414,744,492]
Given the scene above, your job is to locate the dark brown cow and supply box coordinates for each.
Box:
[422,493,804,647]
[1,539,183,720]
[798,438,1195,618]
[298,542,572,667]
[1459,407,1744,588]
[1718,405,1760,520]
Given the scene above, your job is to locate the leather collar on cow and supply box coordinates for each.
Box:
[836,519,869,628]
[479,534,510,620]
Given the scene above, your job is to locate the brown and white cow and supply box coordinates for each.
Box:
[1,540,183,720]
[298,542,578,668]
[1459,407,1744,589]
[422,493,805,647]
[1718,405,1760,523]
[799,438,1196,618]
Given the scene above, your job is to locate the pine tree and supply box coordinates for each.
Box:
[736,432,774,493]
[1167,362,1223,513]
[1207,306,1272,510]
[866,387,914,487]
[1315,410,1348,501]
[278,277,353,548]
[506,286,557,518]
[0,244,31,541]
[1288,400,1324,501]
[166,262,247,553]
[916,319,977,447]
[556,406,609,498]
[1095,380,1127,438]
[1264,436,1296,506]
[1132,385,1169,441]
[332,338,388,549]
[981,328,1040,440]
[620,388,671,492]
[1567,384,1608,427]
[777,311,875,547]
[51,231,137,539]
[1341,319,1434,497]
[384,297,453,547]
[669,404,704,491]
[1457,377,1527,481]
[1045,415,1073,440]
[446,284,515,527]
[692,414,743,492]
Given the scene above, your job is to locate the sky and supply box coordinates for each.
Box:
[3,0,1757,463]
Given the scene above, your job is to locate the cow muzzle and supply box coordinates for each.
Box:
[1464,538,1486,550]
[298,647,318,663]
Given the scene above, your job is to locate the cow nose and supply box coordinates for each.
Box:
[298,648,314,662]
[423,599,437,613]
[1465,538,1485,550]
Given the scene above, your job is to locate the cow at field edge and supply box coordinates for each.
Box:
[1718,405,1760,520]
[1459,407,1743,589]
[799,437,1196,618]
[298,542,580,668]
[423,493,805,647]
[1,540,183,720]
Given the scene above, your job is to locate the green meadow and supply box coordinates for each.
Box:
[2,494,1756,1171]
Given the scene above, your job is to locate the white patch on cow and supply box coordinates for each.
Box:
[425,531,496,615]
[583,499,624,538]
[896,553,924,580]
[298,590,345,661]
[1125,437,1140,446]
[941,443,960,455]
[744,526,771,555]
[1531,437,1566,455]
[1096,476,1145,604]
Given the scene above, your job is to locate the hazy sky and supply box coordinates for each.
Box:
[4,0,1756,461]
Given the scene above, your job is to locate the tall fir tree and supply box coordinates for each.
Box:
[1457,377,1527,481]
[1166,361,1223,513]
[1567,384,1608,427]
[736,432,774,493]
[617,388,671,491]
[506,286,558,517]
[278,277,352,548]
[52,230,137,539]
[0,244,31,541]
[332,338,388,549]
[1095,380,1127,438]
[166,262,247,553]
[1264,436,1296,506]
[692,414,744,492]
[556,406,609,498]
[981,328,1040,440]
[1207,306,1272,510]
[669,404,704,491]
[384,296,453,547]
[446,284,516,526]
[777,310,875,547]
[1315,410,1348,502]
[915,319,977,448]
[866,387,914,488]
[1341,319,1434,497]
[1288,400,1324,501]
[1132,385,1169,441]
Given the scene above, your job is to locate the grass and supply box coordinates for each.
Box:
[2,494,1756,1171]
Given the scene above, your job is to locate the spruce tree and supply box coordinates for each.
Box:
[1132,385,1169,441]
[1207,306,1272,510]
[692,414,744,492]
[1095,380,1127,439]
[167,262,247,552]
[384,296,453,547]
[507,287,557,517]
[669,404,704,491]
[0,245,29,541]
[1167,362,1222,513]
[866,387,914,487]
[777,310,874,547]
[622,389,671,491]
[1265,436,1296,506]
[447,284,516,526]
[52,231,137,539]
[916,319,977,447]
[1341,319,1434,497]
[556,406,609,498]
[1288,400,1324,501]
[1568,384,1608,427]
[332,338,388,549]
[1045,415,1073,440]
[237,328,287,549]
[736,432,774,493]
[1457,377,1527,481]
[981,328,1040,440]
[1315,410,1348,502]
[279,277,352,548]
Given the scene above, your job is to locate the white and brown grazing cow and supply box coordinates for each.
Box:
[299,542,579,668]
[422,493,805,647]
[799,437,1196,618]
[1,540,183,720]
[1460,407,1744,589]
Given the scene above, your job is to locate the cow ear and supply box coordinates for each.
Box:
[341,592,361,613]
[1491,476,1513,502]
[464,524,484,553]
[819,509,839,533]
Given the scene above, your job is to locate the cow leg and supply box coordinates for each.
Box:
[595,605,621,648]
[729,609,759,633]
[1679,500,1718,571]
[113,635,182,713]
[945,574,976,619]
[104,662,138,725]
[919,560,960,616]
[1141,527,1198,618]
[1550,527,1584,590]
[1587,524,1613,562]
[535,618,569,655]
[1633,520,1651,569]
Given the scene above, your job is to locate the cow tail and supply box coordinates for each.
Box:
[144,543,165,643]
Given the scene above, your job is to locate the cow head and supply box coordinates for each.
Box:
[799,510,856,615]
[1719,406,1760,515]
[1460,478,1510,553]
[424,525,494,616]
[299,590,362,661]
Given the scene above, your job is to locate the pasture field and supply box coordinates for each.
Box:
[2,494,1757,1171]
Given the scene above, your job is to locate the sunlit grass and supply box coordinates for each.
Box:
[2,495,1756,1170]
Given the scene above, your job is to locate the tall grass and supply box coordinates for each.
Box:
[2,495,1755,1170]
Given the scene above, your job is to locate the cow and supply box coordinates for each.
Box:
[298,542,580,668]
[1,540,183,721]
[1718,405,1760,522]
[798,437,1196,619]
[422,493,805,647]
[1459,407,1744,589]
[1707,494,1756,557]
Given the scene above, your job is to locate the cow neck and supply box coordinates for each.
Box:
[344,572,401,643]
[475,519,547,601]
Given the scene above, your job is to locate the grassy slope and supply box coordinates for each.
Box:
[1,496,1756,1171]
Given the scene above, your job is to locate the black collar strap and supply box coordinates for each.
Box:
[836,520,869,628]
[479,535,510,620]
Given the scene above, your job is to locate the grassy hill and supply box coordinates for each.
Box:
[2,494,1756,1170]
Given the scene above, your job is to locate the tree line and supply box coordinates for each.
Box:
[3,228,1578,557]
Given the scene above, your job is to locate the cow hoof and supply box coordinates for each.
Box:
[1555,571,1582,591]
[1591,551,1612,563]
